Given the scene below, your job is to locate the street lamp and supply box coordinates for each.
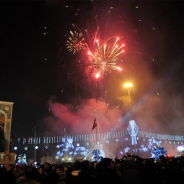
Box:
[124,82,138,154]
[123,82,133,108]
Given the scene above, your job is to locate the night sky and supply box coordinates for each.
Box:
[1,0,184,137]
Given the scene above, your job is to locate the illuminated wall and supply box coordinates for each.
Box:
[0,101,14,164]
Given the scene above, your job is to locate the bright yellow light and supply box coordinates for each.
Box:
[124,82,133,88]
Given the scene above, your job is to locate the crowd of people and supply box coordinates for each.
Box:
[0,154,184,184]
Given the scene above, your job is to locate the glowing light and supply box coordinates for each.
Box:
[116,66,122,71]
[35,146,38,149]
[167,154,172,158]
[177,145,184,152]
[124,82,133,88]
[95,72,101,79]
[17,154,27,164]
[14,147,17,150]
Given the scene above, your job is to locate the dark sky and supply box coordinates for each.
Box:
[1,0,184,137]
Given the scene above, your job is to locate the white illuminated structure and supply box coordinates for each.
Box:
[127,120,139,145]
[177,145,184,152]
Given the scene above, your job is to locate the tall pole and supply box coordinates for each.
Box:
[33,127,36,162]
[128,87,132,118]
[42,144,44,157]
[127,88,131,108]
[96,125,98,162]
[123,82,133,116]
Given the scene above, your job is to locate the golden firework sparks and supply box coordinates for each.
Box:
[88,37,125,78]
[66,31,86,54]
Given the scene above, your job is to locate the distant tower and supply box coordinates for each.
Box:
[0,101,14,164]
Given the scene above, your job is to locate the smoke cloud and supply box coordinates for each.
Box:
[43,97,124,135]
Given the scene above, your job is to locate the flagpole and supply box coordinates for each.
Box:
[92,117,98,162]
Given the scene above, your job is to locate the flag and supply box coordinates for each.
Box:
[92,117,97,131]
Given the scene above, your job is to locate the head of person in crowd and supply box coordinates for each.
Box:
[4,163,13,171]
[101,158,112,169]
[25,166,36,180]
[51,164,57,173]
[63,164,68,173]
[92,161,98,169]
[115,158,121,166]
[80,160,90,172]
[56,165,64,176]
[43,162,50,173]
[37,166,43,175]
[73,160,81,171]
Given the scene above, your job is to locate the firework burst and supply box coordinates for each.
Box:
[66,30,86,54]
[66,30,126,79]
[66,14,127,79]
[88,37,126,78]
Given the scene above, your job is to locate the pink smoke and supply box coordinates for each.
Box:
[44,98,124,134]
